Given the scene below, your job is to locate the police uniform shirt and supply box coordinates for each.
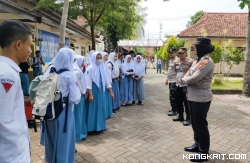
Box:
[175,58,193,87]
[166,56,179,83]
[0,56,31,163]
[182,55,215,102]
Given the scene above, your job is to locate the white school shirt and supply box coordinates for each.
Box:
[0,56,31,163]
[32,57,43,68]
[107,63,119,79]
[74,70,87,95]
[157,59,162,65]
[58,71,81,105]
[104,63,112,84]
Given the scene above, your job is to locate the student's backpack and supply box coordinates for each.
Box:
[29,75,43,104]
[29,63,54,103]
[31,68,69,132]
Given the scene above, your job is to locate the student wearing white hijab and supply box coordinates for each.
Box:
[42,57,56,78]
[120,55,135,106]
[108,52,120,111]
[133,55,146,105]
[43,47,81,163]
[86,50,95,67]
[101,52,113,118]
[85,51,114,132]
[73,55,88,142]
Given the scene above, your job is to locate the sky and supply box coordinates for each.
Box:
[140,0,248,40]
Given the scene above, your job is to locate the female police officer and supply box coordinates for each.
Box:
[181,37,215,162]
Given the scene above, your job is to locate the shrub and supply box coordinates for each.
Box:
[213,74,224,85]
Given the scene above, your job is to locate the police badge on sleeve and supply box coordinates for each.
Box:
[1,79,14,93]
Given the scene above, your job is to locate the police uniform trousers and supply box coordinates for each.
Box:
[176,86,189,119]
[189,101,211,154]
[169,83,177,112]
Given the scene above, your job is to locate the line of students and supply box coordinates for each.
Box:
[40,49,146,163]
[119,50,146,106]
[0,19,146,163]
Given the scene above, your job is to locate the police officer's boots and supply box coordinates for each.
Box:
[183,114,191,126]
[172,114,184,121]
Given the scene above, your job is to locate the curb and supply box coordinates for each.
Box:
[212,89,242,95]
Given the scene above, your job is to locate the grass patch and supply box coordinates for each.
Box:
[211,79,243,90]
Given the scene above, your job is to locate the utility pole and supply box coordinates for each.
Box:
[58,0,70,50]
[159,22,163,42]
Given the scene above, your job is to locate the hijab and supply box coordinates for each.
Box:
[123,55,134,71]
[101,52,108,64]
[108,52,119,77]
[54,48,76,72]
[43,57,56,77]
[89,51,107,92]
[134,55,145,76]
[73,55,86,94]
[86,50,95,67]
[195,43,214,62]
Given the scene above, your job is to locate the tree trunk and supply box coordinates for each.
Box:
[58,0,70,50]
[90,26,96,50]
[243,5,250,97]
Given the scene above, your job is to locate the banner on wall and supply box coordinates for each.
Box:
[38,29,70,62]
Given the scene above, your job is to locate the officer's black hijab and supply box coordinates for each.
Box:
[194,38,214,62]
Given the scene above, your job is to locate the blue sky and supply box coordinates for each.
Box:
[140,0,248,40]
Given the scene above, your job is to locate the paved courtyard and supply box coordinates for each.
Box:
[30,69,250,163]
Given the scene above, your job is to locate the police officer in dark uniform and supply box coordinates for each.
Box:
[165,48,179,116]
[181,38,215,162]
[172,48,193,126]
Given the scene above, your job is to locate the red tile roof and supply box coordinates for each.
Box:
[178,12,248,38]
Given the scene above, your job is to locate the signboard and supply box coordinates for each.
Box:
[38,29,70,62]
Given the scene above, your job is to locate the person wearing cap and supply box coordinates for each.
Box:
[165,48,179,116]
[172,47,193,126]
[181,37,215,162]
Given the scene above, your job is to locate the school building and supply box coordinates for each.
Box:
[178,12,248,75]
[0,0,104,79]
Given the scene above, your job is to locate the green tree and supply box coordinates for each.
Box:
[35,0,142,50]
[224,40,242,76]
[238,0,250,97]
[34,0,168,50]
[210,43,222,64]
[161,36,182,61]
[101,4,145,52]
[186,11,204,27]
[156,46,163,58]
[134,47,146,56]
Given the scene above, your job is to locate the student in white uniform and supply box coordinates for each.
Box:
[43,48,81,163]
[0,20,32,163]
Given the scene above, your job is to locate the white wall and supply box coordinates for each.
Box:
[214,61,245,75]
